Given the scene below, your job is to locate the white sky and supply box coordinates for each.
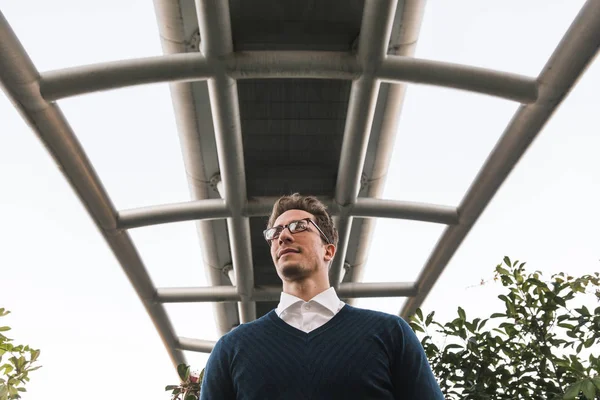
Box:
[1,0,598,399]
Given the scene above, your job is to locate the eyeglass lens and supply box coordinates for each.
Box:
[267,219,309,240]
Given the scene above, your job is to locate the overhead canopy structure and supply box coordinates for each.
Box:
[1,0,599,371]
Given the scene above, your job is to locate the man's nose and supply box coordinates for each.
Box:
[278,227,294,244]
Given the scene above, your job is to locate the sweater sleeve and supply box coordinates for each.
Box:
[200,336,236,400]
[392,317,445,399]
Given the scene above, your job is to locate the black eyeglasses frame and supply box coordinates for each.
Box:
[263,218,332,245]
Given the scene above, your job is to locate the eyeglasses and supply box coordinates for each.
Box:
[263,218,332,245]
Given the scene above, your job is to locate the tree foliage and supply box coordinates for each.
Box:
[409,257,600,400]
[0,309,41,400]
[165,363,203,400]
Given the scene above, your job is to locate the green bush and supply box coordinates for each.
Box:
[0,309,41,400]
[409,257,600,400]
[165,363,203,400]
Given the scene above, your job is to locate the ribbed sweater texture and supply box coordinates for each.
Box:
[200,305,444,399]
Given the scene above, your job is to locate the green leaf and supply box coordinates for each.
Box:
[425,312,435,326]
[496,266,510,276]
[582,379,596,399]
[165,385,179,391]
[478,319,488,330]
[558,323,576,330]
[591,377,600,391]
[574,307,588,316]
[415,308,423,322]
[409,323,424,333]
[444,344,462,350]
[0,328,10,333]
[29,350,40,363]
[1,365,13,374]
[490,313,506,318]
[563,381,582,400]
[177,363,189,382]
[503,256,511,267]
[555,296,567,307]
[457,307,466,321]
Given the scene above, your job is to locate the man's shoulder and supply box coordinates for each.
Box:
[343,304,410,328]
[217,310,276,343]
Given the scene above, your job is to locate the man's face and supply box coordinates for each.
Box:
[269,209,335,282]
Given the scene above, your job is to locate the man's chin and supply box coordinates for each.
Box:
[277,263,305,279]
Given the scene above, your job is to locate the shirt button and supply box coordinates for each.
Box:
[304,304,311,310]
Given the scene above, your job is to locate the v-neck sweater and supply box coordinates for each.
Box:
[200,305,444,399]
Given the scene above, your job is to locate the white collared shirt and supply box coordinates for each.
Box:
[275,287,345,333]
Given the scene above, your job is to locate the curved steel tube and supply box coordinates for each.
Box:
[41,53,212,100]
[379,56,538,103]
[0,10,186,368]
[157,281,417,303]
[400,0,600,318]
[118,199,229,229]
[39,52,537,103]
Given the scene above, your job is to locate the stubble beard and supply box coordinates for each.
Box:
[277,255,318,282]
[278,261,307,281]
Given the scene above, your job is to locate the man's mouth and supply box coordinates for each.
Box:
[278,249,299,259]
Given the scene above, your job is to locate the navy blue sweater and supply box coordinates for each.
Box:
[200,305,444,399]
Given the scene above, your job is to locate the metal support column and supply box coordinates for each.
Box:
[195,0,256,322]
[330,0,398,288]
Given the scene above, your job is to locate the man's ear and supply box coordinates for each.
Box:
[323,244,336,262]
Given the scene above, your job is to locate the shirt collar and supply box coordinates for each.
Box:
[276,287,342,316]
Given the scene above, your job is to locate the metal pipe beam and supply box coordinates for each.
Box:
[158,286,240,303]
[0,11,185,368]
[340,0,427,306]
[330,0,398,288]
[118,199,229,229]
[177,337,216,353]
[337,282,417,298]
[244,197,340,217]
[401,0,600,318]
[152,0,239,338]
[41,53,212,100]
[115,197,459,227]
[196,0,256,322]
[228,51,360,80]
[39,51,536,104]
[112,196,455,229]
[379,56,538,104]
[39,52,359,101]
[351,198,458,225]
[157,282,417,303]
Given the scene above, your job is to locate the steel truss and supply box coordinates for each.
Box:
[1,0,599,369]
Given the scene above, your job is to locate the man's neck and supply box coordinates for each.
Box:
[282,279,331,302]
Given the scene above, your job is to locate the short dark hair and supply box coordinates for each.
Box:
[267,193,338,247]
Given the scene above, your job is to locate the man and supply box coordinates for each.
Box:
[200,194,444,399]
